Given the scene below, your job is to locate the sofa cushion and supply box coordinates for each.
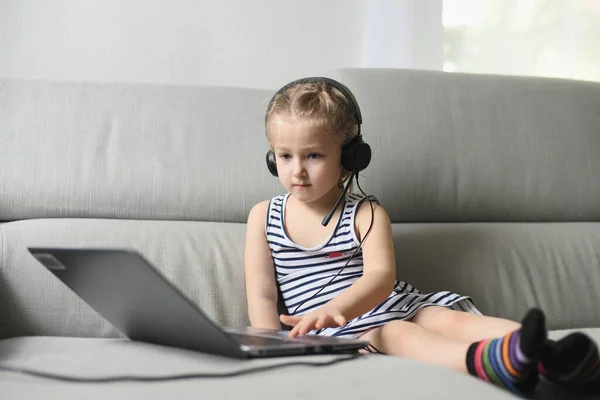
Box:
[0,78,281,223]
[0,218,249,340]
[392,222,600,330]
[2,217,598,340]
[3,335,597,400]
[330,68,600,223]
[3,71,600,225]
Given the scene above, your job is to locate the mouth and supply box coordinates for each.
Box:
[293,184,311,187]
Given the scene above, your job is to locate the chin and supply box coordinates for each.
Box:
[288,188,316,202]
[289,190,313,201]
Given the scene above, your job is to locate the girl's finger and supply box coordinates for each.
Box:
[280,314,300,326]
[334,315,347,327]
[288,324,301,338]
[315,314,327,329]
[298,317,317,336]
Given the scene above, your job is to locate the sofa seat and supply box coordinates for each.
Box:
[0,332,598,400]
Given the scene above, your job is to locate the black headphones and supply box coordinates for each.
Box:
[265,77,371,177]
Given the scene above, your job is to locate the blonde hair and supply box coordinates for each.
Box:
[265,80,359,190]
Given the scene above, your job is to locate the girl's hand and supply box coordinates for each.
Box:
[279,307,347,337]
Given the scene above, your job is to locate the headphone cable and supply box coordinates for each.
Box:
[0,352,363,383]
[292,173,376,316]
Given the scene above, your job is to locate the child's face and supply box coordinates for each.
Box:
[269,116,343,203]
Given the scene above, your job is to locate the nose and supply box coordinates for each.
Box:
[292,159,307,178]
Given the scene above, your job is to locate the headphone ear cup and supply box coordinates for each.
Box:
[266,150,279,177]
[341,140,371,173]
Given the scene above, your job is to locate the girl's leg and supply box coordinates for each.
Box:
[360,320,470,371]
[411,305,520,342]
[361,309,547,398]
[411,306,600,393]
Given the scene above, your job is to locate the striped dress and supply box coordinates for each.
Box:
[266,192,481,338]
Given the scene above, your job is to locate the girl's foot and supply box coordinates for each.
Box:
[539,332,599,393]
[466,308,547,398]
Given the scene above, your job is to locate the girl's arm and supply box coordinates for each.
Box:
[282,201,397,336]
[244,200,282,330]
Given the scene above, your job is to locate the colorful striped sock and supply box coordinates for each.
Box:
[466,308,547,398]
[539,332,600,393]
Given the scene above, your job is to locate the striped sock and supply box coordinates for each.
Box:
[466,308,547,398]
[539,332,600,393]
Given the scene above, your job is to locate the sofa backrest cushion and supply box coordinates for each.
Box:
[0,79,281,223]
[330,69,600,223]
[3,71,599,224]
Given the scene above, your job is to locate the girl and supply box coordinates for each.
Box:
[244,77,599,398]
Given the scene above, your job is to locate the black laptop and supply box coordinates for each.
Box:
[28,248,368,358]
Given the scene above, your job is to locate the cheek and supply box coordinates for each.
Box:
[320,163,341,180]
[275,161,289,174]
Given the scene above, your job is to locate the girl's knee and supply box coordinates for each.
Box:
[363,321,419,344]
[411,306,445,325]
[412,306,467,332]
[359,326,383,343]
[381,320,420,338]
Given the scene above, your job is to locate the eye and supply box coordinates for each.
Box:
[278,153,291,160]
[307,153,322,159]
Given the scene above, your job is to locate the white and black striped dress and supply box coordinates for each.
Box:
[266,192,481,338]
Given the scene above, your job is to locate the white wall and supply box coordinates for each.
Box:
[0,0,442,89]
[361,0,442,69]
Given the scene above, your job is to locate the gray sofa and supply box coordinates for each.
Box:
[0,68,599,399]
